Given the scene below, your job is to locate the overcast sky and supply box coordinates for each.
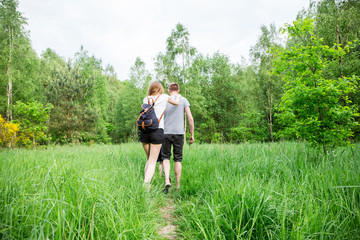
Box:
[18,0,311,80]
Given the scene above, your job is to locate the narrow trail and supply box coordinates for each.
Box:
[157,197,178,240]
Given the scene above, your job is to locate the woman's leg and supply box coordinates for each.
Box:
[142,143,150,173]
[144,143,162,183]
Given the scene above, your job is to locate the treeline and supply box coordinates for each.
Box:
[0,0,359,149]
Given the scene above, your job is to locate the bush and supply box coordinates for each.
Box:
[0,114,20,148]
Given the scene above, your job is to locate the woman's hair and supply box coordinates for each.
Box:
[168,82,179,91]
[147,81,164,96]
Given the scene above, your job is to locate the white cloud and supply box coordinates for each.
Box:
[18,0,311,80]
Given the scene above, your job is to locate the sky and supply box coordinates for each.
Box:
[18,0,311,80]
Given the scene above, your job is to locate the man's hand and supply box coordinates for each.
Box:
[189,135,195,144]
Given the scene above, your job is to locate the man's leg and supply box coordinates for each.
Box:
[174,161,182,190]
[173,135,184,190]
[158,161,163,177]
[157,146,164,177]
[162,135,173,192]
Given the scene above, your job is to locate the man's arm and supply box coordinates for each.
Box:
[185,106,194,144]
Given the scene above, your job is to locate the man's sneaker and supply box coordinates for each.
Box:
[163,184,171,194]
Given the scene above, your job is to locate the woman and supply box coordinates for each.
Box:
[140,81,180,187]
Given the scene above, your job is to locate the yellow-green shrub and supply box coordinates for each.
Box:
[0,115,20,148]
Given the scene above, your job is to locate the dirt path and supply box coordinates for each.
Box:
[157,198,178,240]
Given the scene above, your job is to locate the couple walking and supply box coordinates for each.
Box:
[140,81,194,193]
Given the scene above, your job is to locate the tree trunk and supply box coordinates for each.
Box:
[6,26,13,122]
[67,110,70,143]
[33,133,36,148]
[182,50,187,144]
[268,79,274,142]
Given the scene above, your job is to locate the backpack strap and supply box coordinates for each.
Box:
[147,95,161,105]
[145,94,165,123]
[158,109,166,123]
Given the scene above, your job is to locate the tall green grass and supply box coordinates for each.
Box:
[1,142,359,239]
[0,144,166,239]
[174,142,360,239]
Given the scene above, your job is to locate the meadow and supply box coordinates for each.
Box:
[0,142,359,239]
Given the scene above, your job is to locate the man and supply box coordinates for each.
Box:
[162,83,194,193]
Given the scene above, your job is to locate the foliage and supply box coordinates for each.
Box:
[0,0,359,146]
[0,0,42,121]
[230,109,269,142]
[250,24,284,142]
[314,0,360,140]
[13,101,52,147]
[46,61,97,143]
[272,18,359,152]
[114,81,144,143]
[0,113,19,147]
[74,47,111,143]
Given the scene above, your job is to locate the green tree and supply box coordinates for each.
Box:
[186,54,215,142]
[210,53,242,141]
[13,101,52,147]
[154,52,173,87]
[0,0,38,121]
[114,58,150,142]
[230,65,270,142]
[75,47,110,143]
[273,18,358,153]
[164,23,196,96]
[129,57,151,89]
[46,61,97,143]
[114,82,143,143]
[104,65,124,142]
[250,24,284,141]
[314,0,360,139]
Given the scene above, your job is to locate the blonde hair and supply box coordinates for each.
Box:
[147,81,164,96]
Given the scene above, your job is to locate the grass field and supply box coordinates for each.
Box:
[1,142,359,239]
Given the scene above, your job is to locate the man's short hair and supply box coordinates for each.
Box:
[168,83,179,91]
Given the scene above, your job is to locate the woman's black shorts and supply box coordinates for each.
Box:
[139,128,164,144]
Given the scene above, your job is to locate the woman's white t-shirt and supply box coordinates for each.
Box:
[142,94,169,129]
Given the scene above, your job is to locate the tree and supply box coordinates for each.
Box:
[154,52,173,87]
[46,61,97,143]
[272,18,358,153]
[186,54,215,142]
[165,23,196,95]
[114,58,150,142]
[314,0,360,140]
[197,52,242,142]
[0,0,30,121]
[114,81,143,143]
[104,65,124,142]
[13,101,52,147]
[250,24,284,141]
[129,57,151,89]
[75,47,110,143]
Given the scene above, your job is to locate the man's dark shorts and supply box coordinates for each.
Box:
[140,128,164,144]
[162,134,184,162]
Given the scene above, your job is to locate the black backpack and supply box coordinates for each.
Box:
[137,95,165,132]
